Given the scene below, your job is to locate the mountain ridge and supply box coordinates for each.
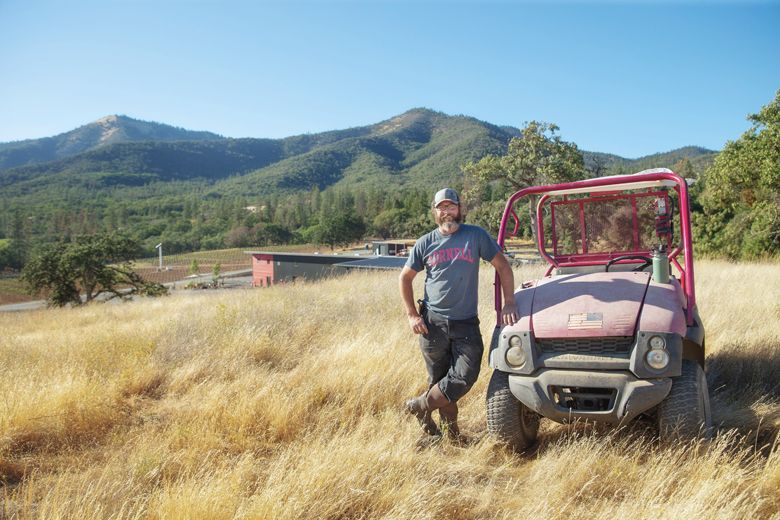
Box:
[0,115,223,170]
[0,109,718,172]
[0,108,718,199]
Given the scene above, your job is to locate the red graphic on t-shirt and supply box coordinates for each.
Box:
[426,247,475,267]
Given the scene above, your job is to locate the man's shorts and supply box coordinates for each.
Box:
[419,308,484,402]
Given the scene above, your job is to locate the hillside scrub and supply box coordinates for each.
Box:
[1,261,779,518]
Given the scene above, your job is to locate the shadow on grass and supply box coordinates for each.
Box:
[707,341,780,400]
[707,341,780,451]
[0,459,25,486]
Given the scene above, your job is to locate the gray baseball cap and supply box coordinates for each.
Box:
[433,188,460,207]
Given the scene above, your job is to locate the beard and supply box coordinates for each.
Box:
[435,210,462,234]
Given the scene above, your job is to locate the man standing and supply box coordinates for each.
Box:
[399,187,519,439]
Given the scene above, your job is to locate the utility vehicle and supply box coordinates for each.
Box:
[487,168,711,450]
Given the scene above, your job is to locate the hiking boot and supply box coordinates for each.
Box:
[405,393,440,436]
[405,385,450,436]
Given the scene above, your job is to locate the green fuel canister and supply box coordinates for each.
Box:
[652,246,670,284]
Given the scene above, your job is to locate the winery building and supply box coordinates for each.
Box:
[248,251,406,287]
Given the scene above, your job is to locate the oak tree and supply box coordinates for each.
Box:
[697,90,780,258]
[22,233,167,307]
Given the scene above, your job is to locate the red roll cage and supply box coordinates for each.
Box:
[495,169,696,327]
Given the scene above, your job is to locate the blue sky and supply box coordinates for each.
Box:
[1,0,778,157]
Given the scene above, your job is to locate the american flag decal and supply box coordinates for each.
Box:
[568,312,603,330]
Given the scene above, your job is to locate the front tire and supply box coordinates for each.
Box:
[486,370,540,452]
[657,359,713,440]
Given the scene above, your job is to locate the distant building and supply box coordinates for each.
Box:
[247,251,406,287]
[371,240,413,257]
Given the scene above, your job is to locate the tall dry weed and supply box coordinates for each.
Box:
[0,261,778,519]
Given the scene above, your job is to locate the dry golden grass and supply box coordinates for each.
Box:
[1,260,778,519]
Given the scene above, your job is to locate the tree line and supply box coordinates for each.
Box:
[0,184,439,271]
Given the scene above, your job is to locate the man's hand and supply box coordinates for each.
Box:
[408,314,429,335]
[501,301,519,326]
[491,253,520,327]
[400,266,428,335]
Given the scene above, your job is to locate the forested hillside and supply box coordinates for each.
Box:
[0,107,724,269]
[0,109,519,192]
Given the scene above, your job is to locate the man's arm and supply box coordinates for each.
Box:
[399,266,428,335]
[490,253,519,326]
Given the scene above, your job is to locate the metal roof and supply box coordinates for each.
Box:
[244,251,365,259]
[336,256,408,270]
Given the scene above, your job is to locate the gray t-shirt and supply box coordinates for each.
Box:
[405,224,501,320]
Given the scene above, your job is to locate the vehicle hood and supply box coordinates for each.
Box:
[530,272,651,338]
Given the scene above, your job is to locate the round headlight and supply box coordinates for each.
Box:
[506,346,526,367]
[649,335,666,349]
[509,335,523,348]
[645,348,670,370]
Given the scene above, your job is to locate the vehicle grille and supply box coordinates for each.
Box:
[536,336,634,354]
[551,386,617,412]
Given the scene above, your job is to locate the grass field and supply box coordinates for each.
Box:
[0,260,778,518]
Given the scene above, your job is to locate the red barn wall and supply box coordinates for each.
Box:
[252,254,275,287]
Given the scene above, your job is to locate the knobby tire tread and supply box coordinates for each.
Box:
[486,370,538,452]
